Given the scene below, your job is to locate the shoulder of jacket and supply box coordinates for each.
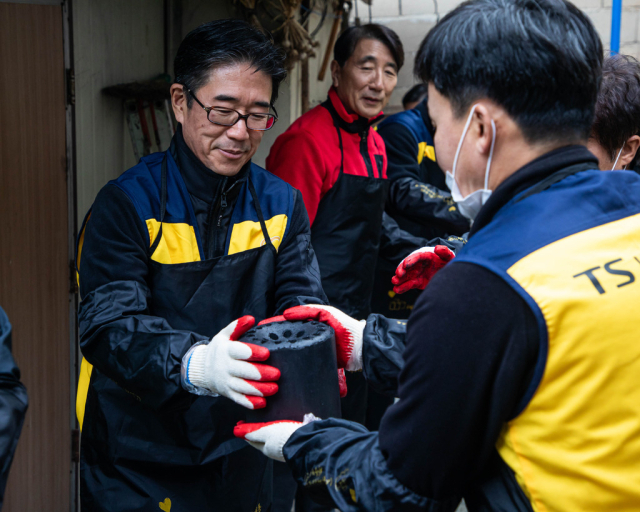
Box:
[108,151,168,221]
[250,163,295,196]
[112,152,162,189]
[379,110,423,140]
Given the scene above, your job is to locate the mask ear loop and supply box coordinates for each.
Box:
[484,119,496,190]
[451,104,478,179]
[611,146,624,171]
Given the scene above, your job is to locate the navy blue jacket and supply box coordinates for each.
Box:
[78,131,327,412]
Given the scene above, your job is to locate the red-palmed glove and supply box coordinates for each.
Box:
[283,305,365,372]
[181,316,280,409]
[391,245,455,294]
[234,413,319,462]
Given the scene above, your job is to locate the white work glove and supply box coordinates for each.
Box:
[282,305,365,372]
[233,413,320,462]
[181,315,280,409]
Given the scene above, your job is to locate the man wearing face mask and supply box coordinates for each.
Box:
[235,1,640,510]
[266,25,463,427]
[75,20,328,511]
[587,54,640,171]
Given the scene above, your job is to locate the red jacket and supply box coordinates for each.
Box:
[266,87,387,225]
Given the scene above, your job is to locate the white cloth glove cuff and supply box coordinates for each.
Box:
[186,345,208,388]
[346,319,366,372]
[181,342,219,397]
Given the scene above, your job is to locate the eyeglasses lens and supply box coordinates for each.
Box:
[208,109,275,131]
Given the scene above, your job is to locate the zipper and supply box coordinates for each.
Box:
[217,190,227,227]
[360,129,375,178]
[217,179,239,228]
[205,177,227,258]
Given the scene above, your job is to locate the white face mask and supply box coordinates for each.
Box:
[445,104,496,222]
[611,145,627,171]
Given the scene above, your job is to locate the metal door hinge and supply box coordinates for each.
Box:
[70,260,78,294]
[66,68,75,106]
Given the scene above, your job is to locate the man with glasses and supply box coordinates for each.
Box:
[75,20,327,511]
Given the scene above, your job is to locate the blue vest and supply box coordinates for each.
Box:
[456,169,640,511]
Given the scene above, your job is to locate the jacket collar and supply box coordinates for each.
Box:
[470,145,599,236]
[170,124,249,203]
[326,87,383,134]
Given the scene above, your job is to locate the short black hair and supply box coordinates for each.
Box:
[174,19,287,107]
[334,24,404,70]
[415,0,602,144]
[403,83,429,108]
[591,54,640,165]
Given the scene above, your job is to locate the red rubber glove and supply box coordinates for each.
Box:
[183,316,280,409]
[259,313,348,398]
[258,315,286,325]
[391,245,455,294]
[283,305,365,372]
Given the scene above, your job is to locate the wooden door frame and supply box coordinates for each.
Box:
[62,0,80,510]
[1,0,79,509]
[0,0,78,509]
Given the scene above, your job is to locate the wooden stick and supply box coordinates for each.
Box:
[318,9,342,81]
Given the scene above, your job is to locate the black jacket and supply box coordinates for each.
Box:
[282,145,598,512]
[377,101,470,240]
[78,128,328,411]
[0,307,27,509]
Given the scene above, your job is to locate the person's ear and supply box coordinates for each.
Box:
[330,60,341,89]
[171,84,187,125]
[472,103,495,157]
[620,135,640,168]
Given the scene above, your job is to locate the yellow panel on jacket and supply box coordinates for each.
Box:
[228,214,288,255]
[76,357,93,430]
[147,219,201,264]
[417,141,436,164]
[498,212,640,512]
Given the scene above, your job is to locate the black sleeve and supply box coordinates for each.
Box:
[273,189,328,314]
[0,307,28,503]
[285,418,459,512]
[388,178,470,235]
[378,212,467,262]
[379,262,539,499]
[283,263,539,510]
[78,185,208,410]
[378,123,470,235]
[362,314,407,397]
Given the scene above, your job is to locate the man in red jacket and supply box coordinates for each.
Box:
[266,24,463,427]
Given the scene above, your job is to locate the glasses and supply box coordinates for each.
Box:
[185,87,278,131]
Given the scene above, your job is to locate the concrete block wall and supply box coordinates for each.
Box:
[73,0,165,220]
[350,0,640,111]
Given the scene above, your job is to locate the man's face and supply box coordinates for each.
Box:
[331,38,398,119]
[171,63,272,176]
[427,83,490,196]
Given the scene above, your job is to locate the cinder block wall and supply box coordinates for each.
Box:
[350,0,639,111]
